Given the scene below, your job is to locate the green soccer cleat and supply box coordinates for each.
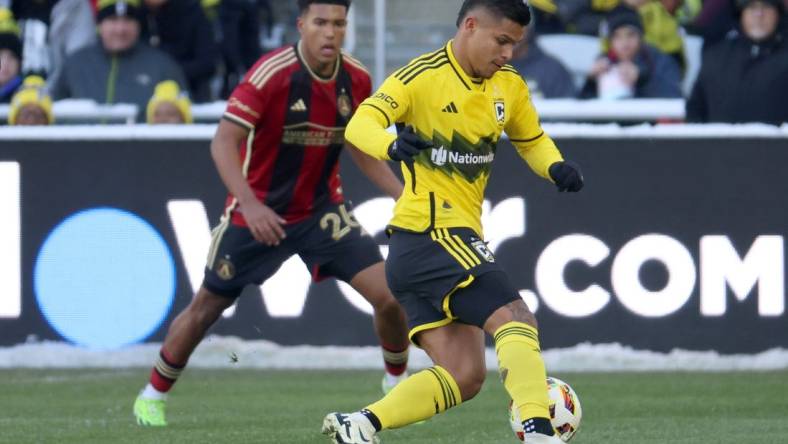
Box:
[134,395,167,426]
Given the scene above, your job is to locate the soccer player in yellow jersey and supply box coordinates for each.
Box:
[321,1,583,443]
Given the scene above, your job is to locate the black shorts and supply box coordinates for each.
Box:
[385,227,520,345]
[203,202,383,298]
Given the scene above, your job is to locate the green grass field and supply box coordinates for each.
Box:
[1,369,786,443]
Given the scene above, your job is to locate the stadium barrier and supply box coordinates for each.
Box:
[0,98,687,125]
[1,124,786,355]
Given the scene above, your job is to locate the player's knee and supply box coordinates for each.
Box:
[189,288,234,327]
[485,299,538,334]
[509,302,537,328]
[452,366,486,401]
[373,295,404,319]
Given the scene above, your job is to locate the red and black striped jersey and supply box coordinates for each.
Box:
[222,42,372,226]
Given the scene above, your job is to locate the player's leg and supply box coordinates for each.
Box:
[149,287,235,389]
[347,261,410,391]
[135,220,292,426]
[322,227,484,443]
[134,286,235,426]
[451,270,560,443]
[321,322,485,443]
[366,322,486,425]
[299,202,410,392]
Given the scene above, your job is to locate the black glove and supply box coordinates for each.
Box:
[549,160,584,192]
[387,125,433,163]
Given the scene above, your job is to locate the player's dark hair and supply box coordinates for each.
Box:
[456,0,531,27]
[298,0,351,14]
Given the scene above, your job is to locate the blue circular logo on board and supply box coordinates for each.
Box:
[34,207,176,349]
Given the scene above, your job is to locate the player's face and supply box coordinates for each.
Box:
[98,16,140,54]
[16,105,49,126]
[741,1,779,41]
[465,12,525,79]
[297,4,348,76]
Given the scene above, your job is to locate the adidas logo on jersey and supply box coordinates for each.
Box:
[290,99,307,112]
[441,102,458,113]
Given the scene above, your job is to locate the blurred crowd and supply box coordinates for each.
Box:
[0,0,786,126]
[519,0,787,124]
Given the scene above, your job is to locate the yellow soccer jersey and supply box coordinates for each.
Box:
[345,40,563,235]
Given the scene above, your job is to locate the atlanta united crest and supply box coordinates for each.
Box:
[215,258,236,280]
[338,91,352,117]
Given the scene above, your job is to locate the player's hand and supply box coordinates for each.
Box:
[241,200,286,246]
[387,125,433,163]
[549,161,584,192]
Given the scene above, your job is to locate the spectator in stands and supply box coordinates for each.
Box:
[629,0,687,69]
[686,0,787,124]
[146,80,192,124]
[48,0,98,87]
[782,0,788,28]
[579,7,683,98]
[685,0,739,48]
[510,25,577,98]
[5,0,95,80]
[140,0,220,102]
[0,8,22,103]
[526,0,565,34]
[8,75,53,125]
[217,0,264,98]
[535,0,621,35]
[51,0,186,122]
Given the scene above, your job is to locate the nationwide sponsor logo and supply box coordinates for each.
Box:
[430,146,494,167]
[431,146,448,166]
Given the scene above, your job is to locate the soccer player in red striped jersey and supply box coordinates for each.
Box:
[133,0,410,427]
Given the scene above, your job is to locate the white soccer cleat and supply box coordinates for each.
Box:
[322,412,380,444]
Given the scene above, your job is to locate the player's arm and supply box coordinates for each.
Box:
[212,119,286,246]
[506,79,583,192]
[345,143,403,199]
[345,75,429,161]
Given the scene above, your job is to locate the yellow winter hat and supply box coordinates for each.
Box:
[8,76,54,125]
[146,80,193,124]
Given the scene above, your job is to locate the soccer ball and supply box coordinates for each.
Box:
[508,376,582,442]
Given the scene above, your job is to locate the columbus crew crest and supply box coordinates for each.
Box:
[337,89,352,118]
[494,100,505,124]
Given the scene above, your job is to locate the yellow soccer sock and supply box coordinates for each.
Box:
[365,365,462,429]
[494,321,551,421]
